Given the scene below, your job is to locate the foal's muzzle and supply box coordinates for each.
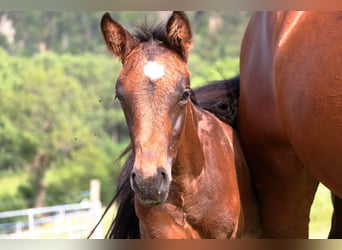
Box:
[130,167,171,205]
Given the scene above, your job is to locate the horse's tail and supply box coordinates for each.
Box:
[193,75,240,128]
[88,146,140,239]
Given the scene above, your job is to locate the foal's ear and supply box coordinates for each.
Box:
[101,12,137,63]
[166,11,192,61]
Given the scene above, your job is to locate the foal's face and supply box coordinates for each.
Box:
[116,42,191,204]
[101,11,193,205]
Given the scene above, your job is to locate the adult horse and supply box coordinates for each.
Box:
[238,11,342,238]
[100,11,259,238]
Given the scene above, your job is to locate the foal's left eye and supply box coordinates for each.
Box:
[115,94,124,104]
[180,88,191,103]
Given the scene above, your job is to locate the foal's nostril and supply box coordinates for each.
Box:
[130,171,136,181]
[161,171,166,180]
[158,167,169,182]
[130,171,137,188]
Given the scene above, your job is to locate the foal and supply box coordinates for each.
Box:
[101,11,259,238]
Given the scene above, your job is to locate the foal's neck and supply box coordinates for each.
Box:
[173,102,205,180]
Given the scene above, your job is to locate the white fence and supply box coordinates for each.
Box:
[0,179,103,239]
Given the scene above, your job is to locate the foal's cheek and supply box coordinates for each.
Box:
[121,105,135,130]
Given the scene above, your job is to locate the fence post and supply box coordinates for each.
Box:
[89,179,102,239]
[27,209,35,239]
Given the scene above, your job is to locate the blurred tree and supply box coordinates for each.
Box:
[0,49,127,208]
[0,11,250,59]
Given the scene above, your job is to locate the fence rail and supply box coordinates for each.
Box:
[0,179,102,239]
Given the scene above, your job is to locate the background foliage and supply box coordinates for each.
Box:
[0,11,250,211]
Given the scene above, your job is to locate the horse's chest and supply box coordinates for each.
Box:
[168,180,239,238]
[184,203,236,238]
[165,188,234,238]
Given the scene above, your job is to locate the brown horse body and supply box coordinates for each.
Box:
[101,12,259,238]
[239,11,342,238]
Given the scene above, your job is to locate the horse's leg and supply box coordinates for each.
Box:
[328,193,342,238]
[255,166,319,238]
[239,140,320,238]
[238,115,319,238]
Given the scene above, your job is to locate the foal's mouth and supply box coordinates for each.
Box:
[134,189,169,206]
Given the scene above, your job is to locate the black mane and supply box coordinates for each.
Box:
[133,22,167,43]
[105,149,139,238]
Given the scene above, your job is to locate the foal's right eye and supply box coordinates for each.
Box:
[179,88,191,104]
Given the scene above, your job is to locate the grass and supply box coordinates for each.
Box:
[309,183,333,239]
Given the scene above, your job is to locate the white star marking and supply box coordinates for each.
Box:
[143,61,165,80]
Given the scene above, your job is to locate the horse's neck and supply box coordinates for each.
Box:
[173,102,260,236]
[173,103,205,179]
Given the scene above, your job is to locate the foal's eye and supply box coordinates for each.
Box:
[179,88,192,104]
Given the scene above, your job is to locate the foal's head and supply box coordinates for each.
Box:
[101,12,193,205]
